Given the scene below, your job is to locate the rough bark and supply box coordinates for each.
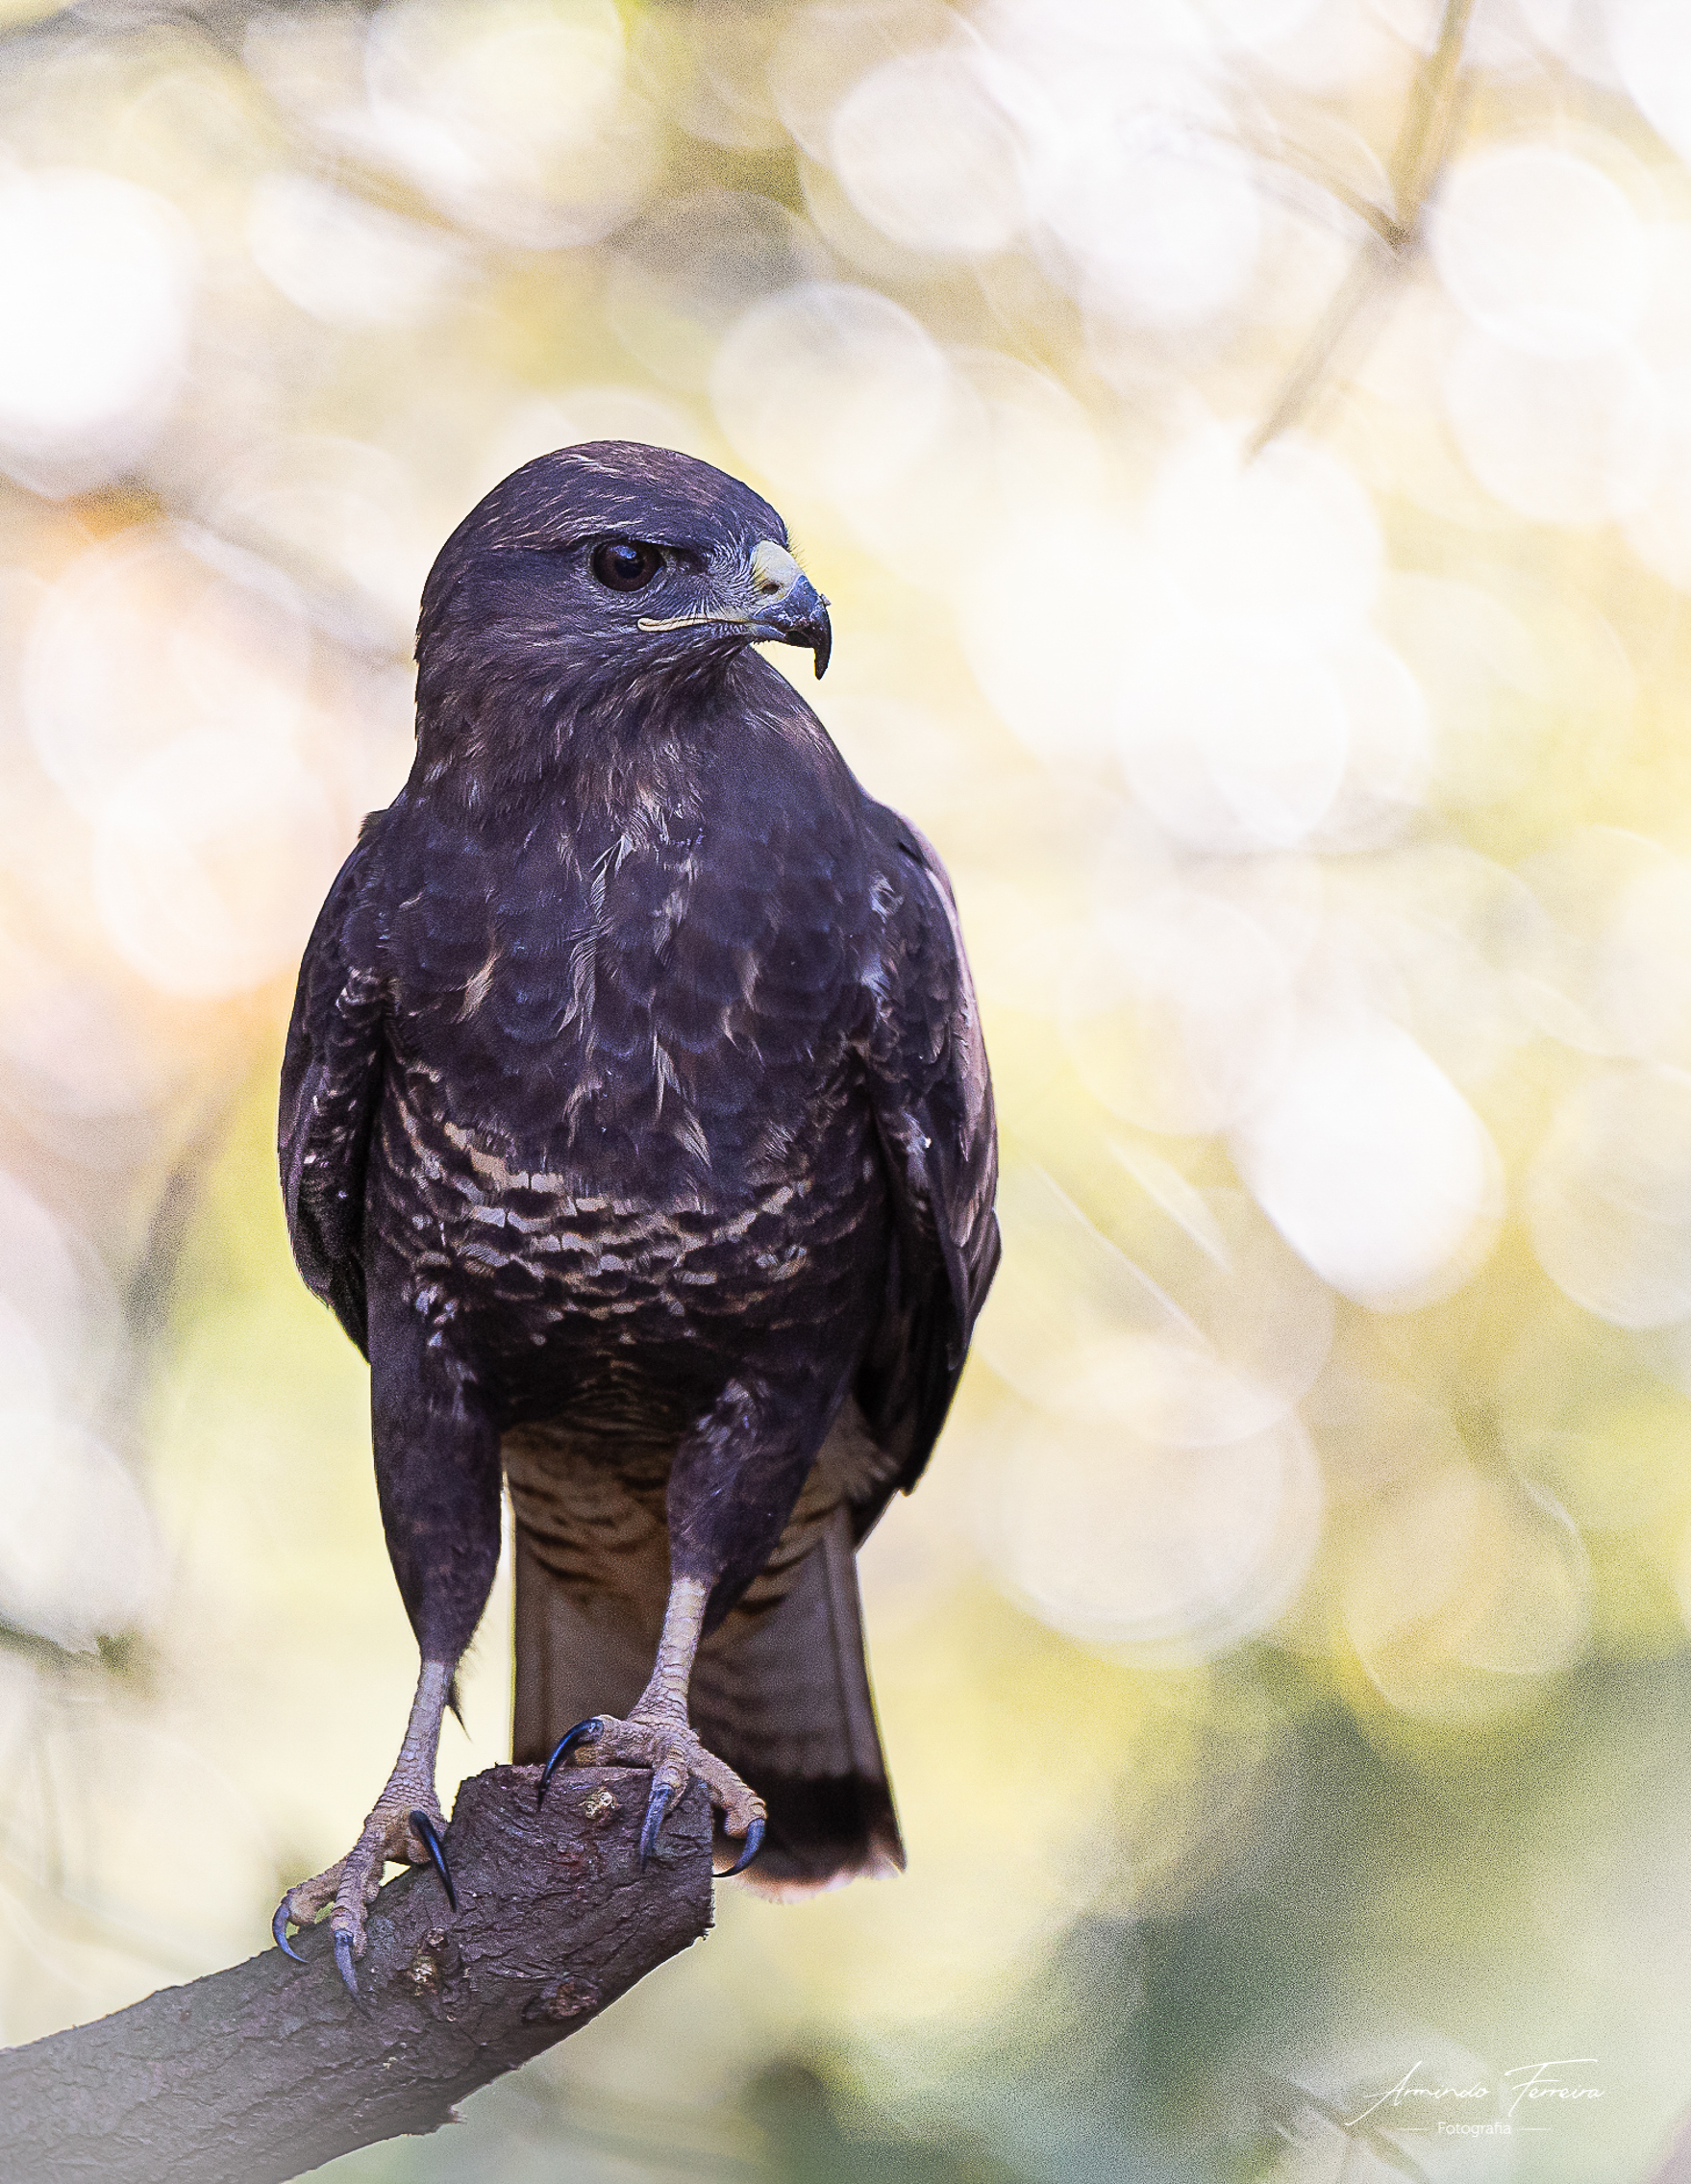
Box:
[0,1764,714,2184]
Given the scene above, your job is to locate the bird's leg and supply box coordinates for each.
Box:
[274,1297,500,1990]
[273,1654,460,1993]
[538,1372,836,1873]
[261,1288,500,1993]
[538,1573,766,1873]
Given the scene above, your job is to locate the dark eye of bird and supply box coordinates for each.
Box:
[591,539,663,592]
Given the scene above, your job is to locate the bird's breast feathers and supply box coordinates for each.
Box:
[368,1048,885,1380]
[358,772,892,1356]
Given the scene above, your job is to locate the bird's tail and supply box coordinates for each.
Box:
[691,1506,905,1897]
[510,1501,904,1896]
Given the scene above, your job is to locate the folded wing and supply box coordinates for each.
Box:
[852,800,1001,1529]
[278,817,388,1357]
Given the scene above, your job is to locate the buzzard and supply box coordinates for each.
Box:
[271,443,999,1991]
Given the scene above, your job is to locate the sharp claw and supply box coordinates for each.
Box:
[335,1928,360,1999]
[719,1815,764,1877]
[272,1900,304,1963]
[537,1717,604,1808]
[409,1809,457,1911]
[638,1778,674,1868]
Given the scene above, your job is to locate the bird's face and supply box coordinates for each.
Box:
[570,530,831,681]
[417,443,832,726]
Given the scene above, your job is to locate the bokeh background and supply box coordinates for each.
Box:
[3,0,1691,2177]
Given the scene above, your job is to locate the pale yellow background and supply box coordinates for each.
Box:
[0,4,1684,2179]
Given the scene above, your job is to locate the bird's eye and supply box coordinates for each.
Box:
[591,540,663,592]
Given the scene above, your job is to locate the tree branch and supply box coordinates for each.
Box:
[0,1765,715,2184]
[1251,0,1477,454]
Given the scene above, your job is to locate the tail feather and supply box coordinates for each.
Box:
[511,1502,904,1896]
[692,1507,904,1895]
[510,1524,658,1764]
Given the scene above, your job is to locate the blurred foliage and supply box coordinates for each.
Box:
[2,0,1691,2178]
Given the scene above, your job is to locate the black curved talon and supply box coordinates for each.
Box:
[719,1815,765,1877]
[334,1928,360,2000]
[272,1900,304,1963]
[638,1779,674,1868]
[409,1808,457,1911]
[536,1717,603,1808]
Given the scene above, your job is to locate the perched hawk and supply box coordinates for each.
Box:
[272,444,999,1990]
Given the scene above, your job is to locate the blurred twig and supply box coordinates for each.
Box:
[1258,2073,1431,2184]
[1647,2102,1691,2184]
[0,1847,214,1986]
[0,1766,713,2184]
[1251,0,1476,453]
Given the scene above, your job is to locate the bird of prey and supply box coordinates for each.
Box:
[271,442,999,1991]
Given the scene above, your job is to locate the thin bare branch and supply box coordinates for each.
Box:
[1251,0,1477,454]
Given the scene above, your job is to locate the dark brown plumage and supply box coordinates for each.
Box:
[273,442,998,1978]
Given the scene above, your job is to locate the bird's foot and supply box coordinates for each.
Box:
[538,1709,765,1874]
[272,1796,456,1996]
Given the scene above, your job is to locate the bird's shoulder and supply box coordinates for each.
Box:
[278,803,400,1353]
[285,804,394,1066]
[856,799,979,1071]
[846,789,998,1502]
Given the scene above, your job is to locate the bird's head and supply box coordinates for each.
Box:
[415,442,831,760]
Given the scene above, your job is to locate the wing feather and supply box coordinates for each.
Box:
[853,802,1000,1524]
[278,816,388,1355]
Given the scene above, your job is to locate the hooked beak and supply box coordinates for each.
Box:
[743,541,833,680]
[636,538,833,678]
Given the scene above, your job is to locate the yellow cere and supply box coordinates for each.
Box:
[750,538,806,597]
